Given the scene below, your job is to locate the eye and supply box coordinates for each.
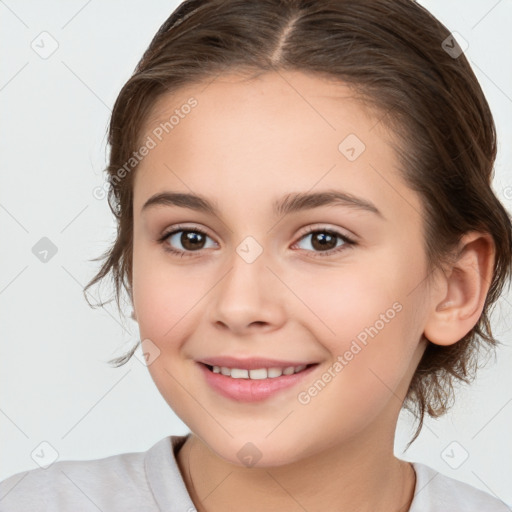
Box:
[158,225,217,257]
[292,226,356,258]
[157,224,356,259]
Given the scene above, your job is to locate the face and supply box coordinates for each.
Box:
[131,70,429,467]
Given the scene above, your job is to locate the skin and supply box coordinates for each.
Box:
[130,70,495,512]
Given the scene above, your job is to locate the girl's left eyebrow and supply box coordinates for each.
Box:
[141,189,385,220]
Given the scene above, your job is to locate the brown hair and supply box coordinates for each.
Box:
[84,0,512,447]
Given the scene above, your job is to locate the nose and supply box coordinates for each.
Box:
[207,247,286,336]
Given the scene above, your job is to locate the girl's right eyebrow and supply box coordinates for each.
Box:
[141,189,385,220]
[142,191,217,216]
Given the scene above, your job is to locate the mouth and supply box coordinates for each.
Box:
[197,361,320,402]
[201,362,318,379]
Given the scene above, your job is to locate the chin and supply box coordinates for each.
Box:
[204,434,305,469]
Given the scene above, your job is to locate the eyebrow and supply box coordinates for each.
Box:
[141,189,383,219]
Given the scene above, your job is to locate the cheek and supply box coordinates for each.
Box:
[131,245,206,415]
[293,297,419,441]
[132,241,205,340]
[289,255,422,405]
[288,255,405,348]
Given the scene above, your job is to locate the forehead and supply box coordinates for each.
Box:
[142,70,382,144]
[133,70,421,222]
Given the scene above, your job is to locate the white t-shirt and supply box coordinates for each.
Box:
[0,434,509,511]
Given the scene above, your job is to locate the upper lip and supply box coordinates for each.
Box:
[198,356,318,370]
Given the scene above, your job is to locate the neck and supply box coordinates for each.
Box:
[176,424,416,512]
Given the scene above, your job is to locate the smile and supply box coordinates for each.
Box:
[198,362,319,402]
[206,364,311,379]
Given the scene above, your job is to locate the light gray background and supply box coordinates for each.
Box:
[1,0,511,505]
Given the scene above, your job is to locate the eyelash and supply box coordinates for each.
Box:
[157,224,357,259]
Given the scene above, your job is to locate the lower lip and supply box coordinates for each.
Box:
[198,363,319,402]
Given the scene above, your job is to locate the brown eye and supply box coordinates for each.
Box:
[178,230,206,251]
[294,228,356,258]
[160,226,217,255]
[309,231,338,251]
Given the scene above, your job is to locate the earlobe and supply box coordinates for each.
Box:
[423,232,495,347]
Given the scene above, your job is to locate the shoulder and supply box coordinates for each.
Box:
[410,461,510,512]
[0,445,160,512]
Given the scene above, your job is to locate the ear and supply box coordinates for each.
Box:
[423,231,495,346]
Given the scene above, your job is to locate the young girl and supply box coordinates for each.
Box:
[1,0,511,510]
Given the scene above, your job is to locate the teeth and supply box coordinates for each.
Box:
[230,368,249,378]
[268,367,284,378]
[211,364,308,379]
[249,368,268,380]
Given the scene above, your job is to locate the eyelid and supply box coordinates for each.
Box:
[159,222,356,241]
[295,222,356,241]
[158,223,216,244]
[160,222,211,237]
